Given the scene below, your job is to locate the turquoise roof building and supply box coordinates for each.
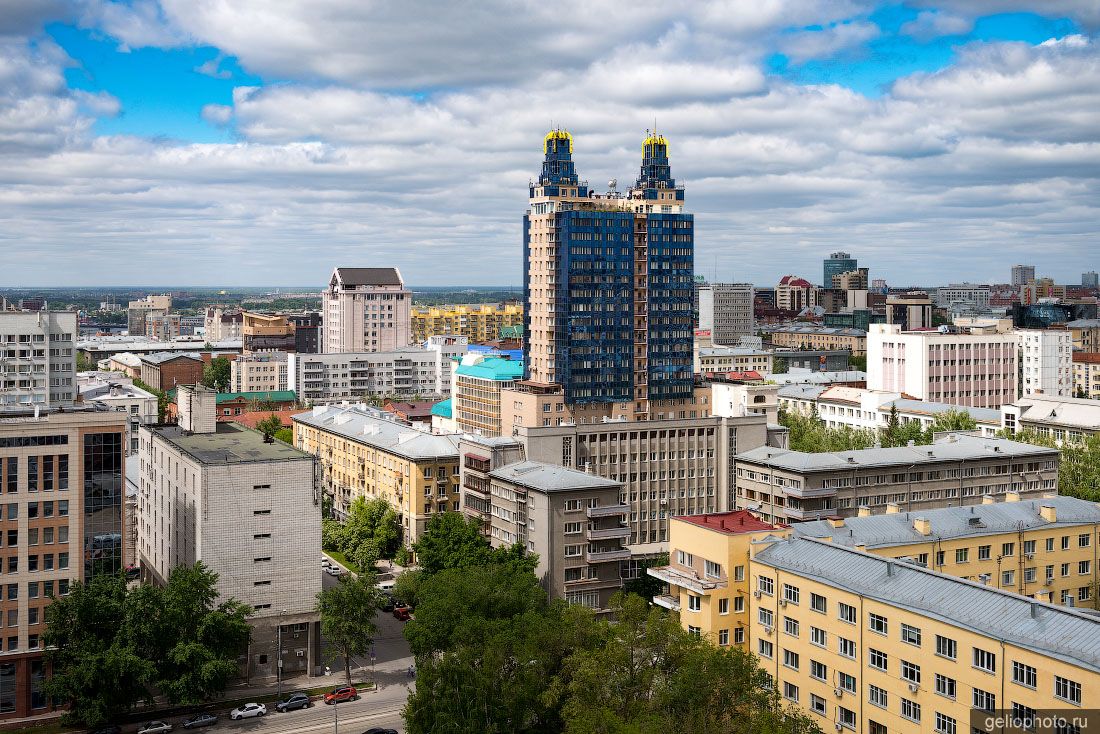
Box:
[430,398,452,419]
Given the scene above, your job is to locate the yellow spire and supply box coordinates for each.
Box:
[643,132,668,154]
[544,129,573,154]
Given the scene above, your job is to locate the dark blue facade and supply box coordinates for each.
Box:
[522,213,532,379]
[646,213,695,400]
[635,137,685,201]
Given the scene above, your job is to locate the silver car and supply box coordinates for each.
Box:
[229,702,267,720]
[137,723,172,734]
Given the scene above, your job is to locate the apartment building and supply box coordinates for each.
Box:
[410,304,523,343]
[138,352,204,392]
[695,346,773,375]
[288,336,467,405]
[458,434,527,532]
[1016,328,1072,398]
[203,307,242,342]
[697,283,755,346]
[230,352,288,393]
[0,408,126,719]
[138,386,320,681]
[76,372,158,454]
[1002,396,1100,441]
[765,326,867,356]
[775,276,820,313]
[885,292,933,330]
[934,284,991,310]
[710,379,779,424]
[824,253,857,288]
[292,404,460,541]
[145,313,181,342]
[322,267,411,353]
[242,311,296,354]
[0,311,77,413]
[733,433,1060,524]
[454,355,524,437]
[1012,264,1036,287]
[126,295,171,337]
[1073,352,1100,399]
[1067,319,1100,351]
[867,324,1018,409]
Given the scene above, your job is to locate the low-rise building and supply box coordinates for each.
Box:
[106,352,142,378]
[454,355,524,437]
[1002,395,1100,441]
[430,398,456,434]
[765,326,867,356]
[230,352,289,393]
[77,371,158,454]
[138,352,204,392]
[383,400,435,426]
[734,433,1059,524]
[710,378,779,424]
[1016,328,1073,398]
[1067,318,1100,351]
[137,386,320,681]
[411,304,524,343]
[1073,352,1100,399]
[292,404,460,539]
[695,346,773,375]
[212,391,297,421]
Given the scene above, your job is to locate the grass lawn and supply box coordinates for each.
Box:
[324,549,360,574]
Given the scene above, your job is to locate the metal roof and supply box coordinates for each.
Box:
[490,460,621,493]
[792,496,1100,549]
[883,398,1002,424]
[776,384,829,400]
[148,422,312,465]
[1008,396,1100,431]
[332,267,404,287]
[292,404,460,461]
[455,357,524,381]
[754,536,1100,674]
[736,432,1058,472]
[139,351,203,365]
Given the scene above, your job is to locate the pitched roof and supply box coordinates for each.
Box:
[215,390,297,404]
[292,404,460,461]
[430,398,452,418]
[139,351,202,365]
[455,356,524,381]
[675,510,778,535]
[754,536,1100,673]
[332,267,404,287]
[490,461,620,492]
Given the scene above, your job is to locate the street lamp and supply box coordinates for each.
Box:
[277,609,287,701]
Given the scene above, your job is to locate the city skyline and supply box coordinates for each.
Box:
[1,2,1098,287]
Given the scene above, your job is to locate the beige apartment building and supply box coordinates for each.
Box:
[411,304,523,343]
[203,307,242,342]
[694,346,773,376]
[126,294,171,337]
[766,326,868,356]
[230,352,288,393]
[322,267,412,353]
[1068,319,1100,351]
[1073,352,1100,399]
[733,433,1060,524]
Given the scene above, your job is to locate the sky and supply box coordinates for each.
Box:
[0,1,1097,288]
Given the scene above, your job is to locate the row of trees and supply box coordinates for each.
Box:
[779,405,978,453]
[397,512,820,734]
[43,564,251,727]
[997,429,1100,501]
[322,496,403,571]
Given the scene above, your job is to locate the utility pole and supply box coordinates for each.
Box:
[277,609,287,701]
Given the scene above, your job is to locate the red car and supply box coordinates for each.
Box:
[323,686,357,705]
[393,607,411,621]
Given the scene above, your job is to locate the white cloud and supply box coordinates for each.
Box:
[779,20,880,63]
[900,10,973,41]
[200,103,232,125]
[194,55,231,79]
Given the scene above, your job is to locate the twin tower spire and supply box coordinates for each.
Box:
[537,129,682,201]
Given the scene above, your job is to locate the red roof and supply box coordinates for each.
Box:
[778,275,812,288]
[675,510,778,535]
[1073,352,1100,364]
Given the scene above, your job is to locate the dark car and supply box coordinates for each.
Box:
[89,726,121,734]
[182,713,218,729]
[323,686,357,704]
[276,692,311,712]
[363,729,399,734]
[381,595,395,612]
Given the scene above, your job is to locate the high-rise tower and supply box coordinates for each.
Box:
[516,130,694,422]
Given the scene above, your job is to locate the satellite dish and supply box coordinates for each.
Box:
[608,178,617,191]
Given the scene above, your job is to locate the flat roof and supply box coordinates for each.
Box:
[674,510,778,535]
[490,460,620,492]
[455,356,524,381]
[754,536,1100,673]
[148,422,312,465]
[292,405,460,461]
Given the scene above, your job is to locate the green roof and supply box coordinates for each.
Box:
[455,357,523,381]
[215,390,297,404]
[430,398,452,418]
[500,325,524,338]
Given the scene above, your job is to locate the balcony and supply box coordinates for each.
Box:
[783,506,836,521]
[647,565,727,595]
[586,525,631,541]
[653,594,681,612]
[586,503,629,519]
[586,547,632,564]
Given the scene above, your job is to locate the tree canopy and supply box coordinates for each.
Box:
[322,496,404,569]
[316,573,381,684]
[201,356,232,392]
[780,405,978,453]
[1000,429,1100,501]
[254,413,283,437]
[412,511,535,575]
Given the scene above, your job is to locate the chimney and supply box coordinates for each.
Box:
[827,517,845,528]
[885,502,901,515]
[913,517,931,536]
[1005,491,1021,503]
[886,560,895,577]
[982,495,996,505]
[1039,504,1057,522]
[857,506,872,518]
[176,384,216,434]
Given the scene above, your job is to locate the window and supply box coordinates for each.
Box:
[253,509,271,516]
[253,580,271,586]
[1012,703,1037,732]
[810,627,827,647]
[973,688,996,712]
[869,684,888,708]
[935,674,956,699]
[973,647,996,673]
[810,592,826,613]
[687,626,700,637]
[733,596,744,613]
[810,694,826,715]
[1012,661,1037,689]
[901,698,921,723]
[733,628,745,645]
[838,637,856,659]
[687,595,700,612]
[901,660,921,684]
[717,628,729,646]
[782,583,799,604]
[676,550,694,566]
[839,707,856,730]
[1002,570,1015,586]
[565,545,583,557]
[868,612,888,635]
[757,576,774,596]
[1055,676,1082,705]
[1079,560,1091,575]
[936,635,957,660]
[783,681,799,702]
[868,648,888,671]
[936,712,957,734]
[783,649,800,670]
[978,544,991,560]
[956,548,969,563]
[784,617,799,636]
[1079,533,1091,548]
[718,598,729,615]
[809,660,827,681]
[758,639,773,658]
[705,560,721,579]
[564,522,582,534]
[838,602,856,624]
[1003,542,1015,556]
[901,623,922,646]
[839,672,856,694]
[759,608,774,627]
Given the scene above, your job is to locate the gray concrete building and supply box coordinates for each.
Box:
[0,310,77,413]
[697,283,755,346]
[733,433,1060,525]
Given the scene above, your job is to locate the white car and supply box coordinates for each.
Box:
[229,702,267,720]
[321,557,332,568]
[326,565,343,576]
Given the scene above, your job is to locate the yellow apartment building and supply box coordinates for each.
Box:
[291,404,460,543]
[411,304,523,343]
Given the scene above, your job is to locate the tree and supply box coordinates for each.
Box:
[1002,429,1100,501]
[201,356,232,392]
[76,352,96,372]
[134,377,169,422]
[274,427,293,444]
[847,354,867,371]
[772,357,788,374]
[778,407,877,453]
[621,552,669,602]
[323,496,405,568]
[925,408,977,439]
[316,574,380,684]
[412,512,497,574]
[255,413,283,438]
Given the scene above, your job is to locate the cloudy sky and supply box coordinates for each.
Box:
[1,1,1097,288]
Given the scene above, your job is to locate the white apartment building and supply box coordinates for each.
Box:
[934,283,991,309]
[137,386,321,681]
[697,283,754,346]
[322,267,412,353]
[77,371,158,454]
[289,335,467,405]
[1002,395,1100,442]
[203,307,242,342]
[710,380,779,423]
[0,310,77,413]
[867,323,1018,409]
[230,352,289,393]
[1016,328,1073,398]
[694,346,773,376]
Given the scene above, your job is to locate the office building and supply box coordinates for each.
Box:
[697,283,755,346]
[867,324,1018,408]
[1012,264,1036,287]
[694,346,773,376]
[77,372,158,454]
[885,291,933,330]
[137,386,320,681]
[1073,353,1100,399]
[520,130,693,421]
[934,283,991,310]
[242,311,296,354]
[288,336,468,405]
[411,304,523,343]
[733,433,1059,524]
[230,352,289,393]
[286,313,321,354]
[203,307,242,342]
[830,268,868,291]
[322,267,412,353]
[292,404,460,538]
[0,408,126,719]
[126,295,171,337]
[1021,277,1067,305]
[1002,395,1100,441]
[764,326,867,356]
[454,355,524,437]
[0,310,77,413]
[1016,328,1073,398]
[823,252,857,289]
[775,276,819,313]
[1084,271,1099,289]
[138,352,204,392]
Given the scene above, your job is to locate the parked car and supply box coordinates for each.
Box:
[393,607,411,621]
[137,722,172,734]
[181,713,218,729]
[322,557,331,568]
[275,692,311,712]
[363,729,399,734]
[323,686,357,704]
[90,725,122,734]
[229,702,267,720]
[326,565,344,577]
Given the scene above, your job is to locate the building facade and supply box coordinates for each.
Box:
[242,311,297,354]
[453,355,524,437]
[411,304,523,343]
[0,409,126,719]
[203,307,242,342]
[867,324,1018,409]
[695,346,773,376]
[1073,352,1100,399]
[1002,396,1100,441]
[1084,271,1099,288]
[885,292,933,330]
[765,326,867,356]
[1067,319,1100,352]
[1012,264,1036,287]
[77,372,158,454]
[1016,328,1073,398]
[287,313,321,354]
[0,310,77,413]
[230,352,289,393]
[138,352,204,392]
[322,267,412,353]
[775,276,819,313]
[137,386,321,681]
[697,283,755,346]
[126,295,171,337]
[824,252,857,288]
